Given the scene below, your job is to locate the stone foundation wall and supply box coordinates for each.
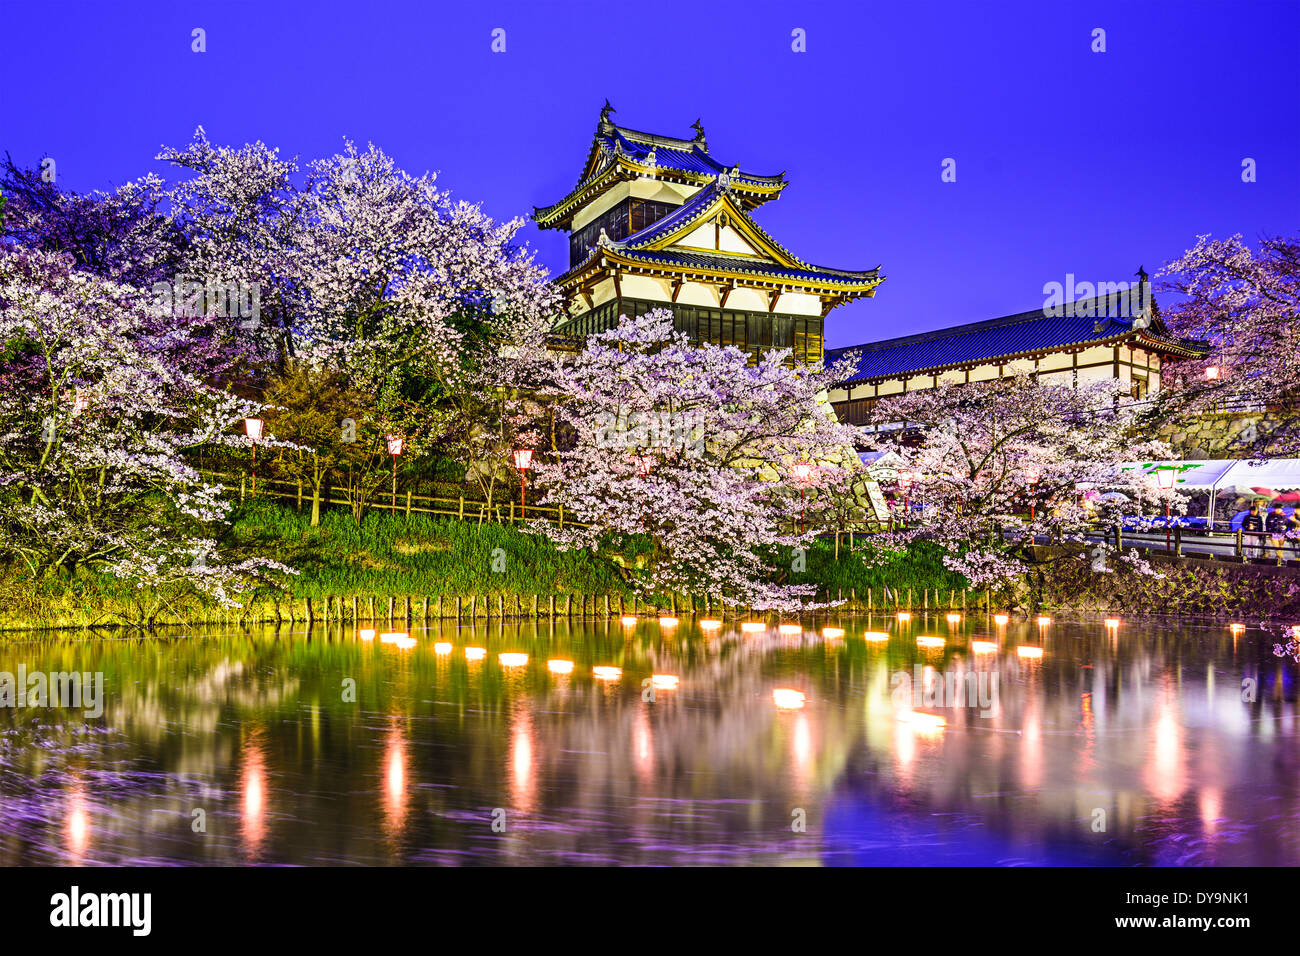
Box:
[1157,409,1285,459]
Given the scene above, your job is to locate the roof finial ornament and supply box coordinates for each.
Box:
[691,118,707,146]
[600,99,615,128]
[1135,265,1148,284]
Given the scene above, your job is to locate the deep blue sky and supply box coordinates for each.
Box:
[3,0,1297,348]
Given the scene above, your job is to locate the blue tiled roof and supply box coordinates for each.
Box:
[827,294,1205,382]
[599,128,783,185]
[615,249,881,284]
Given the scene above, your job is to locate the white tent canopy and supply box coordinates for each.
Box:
[1118,459,1300,525]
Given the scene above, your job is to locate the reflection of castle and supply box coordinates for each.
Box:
[534,103,882,365]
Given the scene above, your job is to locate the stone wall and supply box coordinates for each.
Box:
[1157,409,1286,459]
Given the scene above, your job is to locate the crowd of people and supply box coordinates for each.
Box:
[1241,500,1300,562]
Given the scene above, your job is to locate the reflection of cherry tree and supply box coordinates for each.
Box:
[866,375,1175,590]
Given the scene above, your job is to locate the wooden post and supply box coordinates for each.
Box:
[456,596,462,625]
[532,594,538,619]
[404,595,411,625]
[604,594,610,618]
[422,596,428,622]
[305,596,314,624]
[559,504,564,529]
[351,596,358,622]
[498,594,504,619]
[549,595,556,620]
[438,595,443,620]
[458,495,464,520]
[471,595,477,621]
[908,588,913,609]
[1236,529,1244,560]
[405,490,411,518]
[387,595,395,625]
[368,596,375,621]
[1174,526,1183,558]
[867,587,872,611]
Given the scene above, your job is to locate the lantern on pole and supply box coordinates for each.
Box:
[1205,366,1220,381]
[635,455,654,477]
[1024,468,1040,521]
[897,469,915,524]
[244,416,264,497]
[387,434,405,510]
[1156,466,1176,548]
[513,448,534,519]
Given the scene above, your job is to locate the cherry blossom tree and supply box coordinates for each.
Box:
[526,310,862,611]
[865,374,1176,591]
[0,246,293,606]
[1157,233,1300,455]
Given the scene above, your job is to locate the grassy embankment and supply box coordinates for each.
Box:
[0,499,971,631]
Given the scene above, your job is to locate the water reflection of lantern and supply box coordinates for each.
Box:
[434,642,453,655]
[651,674,679,690]
[822,626,845,638]
[498,652,529,667]
[741,621,766,632]
[700,619,722,629]
[897,711,946,731]
[547,659,574,675]
[897,612,911,622]
[380,632,415,649]
[916,635,944,648]
[863,631,890,642]
[1229,623,1245,635]
[620,616,638,626]
[772,688,806,710]
[658,616,679,628]
[359,628,376,641]
[1017,645,1044,658]
[1105,618,1120,630]
[779,623,802,635]
[1036,616,1051,626]
[971,640,998,653]
[465,646,486,661]
[946,613,961,624]
[593,665,622,681]
[994,614,1009,626]
[65,784,90,859]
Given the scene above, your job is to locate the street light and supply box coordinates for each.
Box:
[513,448,534,519]
[792,460,813,531]
[387,434,405,510]
[1156,466,1176,548]
[244,416,264,497]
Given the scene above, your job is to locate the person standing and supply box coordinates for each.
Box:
[1242,501,1266,561]
[1266,504,1290,565]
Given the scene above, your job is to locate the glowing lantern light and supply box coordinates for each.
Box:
[379,631,410,644]
[659,616,679,628]
[1205,365,1220,380]
[971,640,998,654]
[741,621,766,632]
[433,642,453,655]
[1104,618,1120,630]
[863,631,890,642]
[994,614,1009,626]
[772,688,806,710]
[464,646,486,661]
[791,462,813,482]
[359,628,376,641]
[547,659,574,675]
[593,666,622,681]
[779,623,803,635]
[897,612,911,622]
[1017,645,1044,658]
[498,653,529,667]
[386,434,405,457]
[916,635,945,648]
[898,711,946,730]
[946,613,961,624]
[822,626,846,638]
[1036,616,1052,626]
[243,416,264,441]
[700,619,722,630]
[1229,623,1245,635]
[651,674,679,690]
